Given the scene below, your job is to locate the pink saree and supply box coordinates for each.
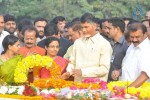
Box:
[40,56,68,78]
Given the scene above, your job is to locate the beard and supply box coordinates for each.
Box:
[4,28,16,34]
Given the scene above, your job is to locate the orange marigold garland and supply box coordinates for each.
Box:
[33,78,101,89]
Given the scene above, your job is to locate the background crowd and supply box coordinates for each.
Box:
[0,10,150,88]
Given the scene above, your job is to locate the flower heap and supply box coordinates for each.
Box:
[107,81,150,99]
[33,78,102,89]
[34,78,110,99]
[14,54,61,83]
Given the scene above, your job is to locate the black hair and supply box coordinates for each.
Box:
[45,36,60,47]
[108,17,125,33]
[71,17,80,23]
[2,35,19,54]
[68,21,82,32]
[98,19,108,29]
[22,25,39,37]
[50,16,65,24]
[142,19,150,27]
[4,14,16,23]
[128,22,147,34]
[34,17,48,25]
[64,22,71,29]
[44,23,59,36]
[122,17,133,21]
[17,18,33,32]
[80,12,96,23]
[127,19,139,27]
[125,32,130,41]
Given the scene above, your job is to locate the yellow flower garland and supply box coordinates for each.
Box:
[14,54,61,83]
[107,81,150,99]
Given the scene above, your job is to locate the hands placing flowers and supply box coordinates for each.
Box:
[61,68,82,80]
[72,68,82,78]
[61,72,71,80]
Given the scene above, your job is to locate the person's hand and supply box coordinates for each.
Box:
[61,72,71,80]
[111,70,120,80]
[72,69,82,78]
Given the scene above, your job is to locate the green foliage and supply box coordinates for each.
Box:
[0,0,150,21]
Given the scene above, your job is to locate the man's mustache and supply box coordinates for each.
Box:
[27,42,32,44]
[39,31,44,34]
[132,41,139,43]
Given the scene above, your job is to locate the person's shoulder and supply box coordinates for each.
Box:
[60,37,71,42]
[96,34,111,47]
[0,55,5,63]
[98,34,109,42]
[57,56,68,62]
[2,31,10,35]
[0,31,9,38]
[19,46,26,50]
[36,46,45,51]
[35,46,46,56]
[37,39,46,48]
[0,55,4,60]
[37,39,46,45]
[60,37,72,45]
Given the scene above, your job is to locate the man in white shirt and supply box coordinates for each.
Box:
[62,13,112,82]
[120,22,150,87]
[0,15,9,54]
[4,14,17,35]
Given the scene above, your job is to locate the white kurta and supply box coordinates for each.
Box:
[0,31,9,54]
[67,33,112,82]
[120,38,150,81]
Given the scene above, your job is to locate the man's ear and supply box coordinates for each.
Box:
[78,31,83,36]
[116,27,122,33]
[45,46,48,50]
[92,23,97,30]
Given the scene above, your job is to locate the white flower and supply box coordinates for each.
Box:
[41,89,49,94]
[0,86,8,94]
[49,89,56,94]
[17,86,24,95]
[8,88,16,94]
[36,87,40,95]
[65,92,72,99]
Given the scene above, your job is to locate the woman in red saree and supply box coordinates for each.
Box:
[40,37,68,78]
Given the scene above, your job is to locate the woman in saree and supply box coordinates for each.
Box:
[0,35,22,84]
[40,36,69,78]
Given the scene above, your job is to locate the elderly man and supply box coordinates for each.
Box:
[120,22,150,87]
[19,25,45,57]
[62,13,112,82]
